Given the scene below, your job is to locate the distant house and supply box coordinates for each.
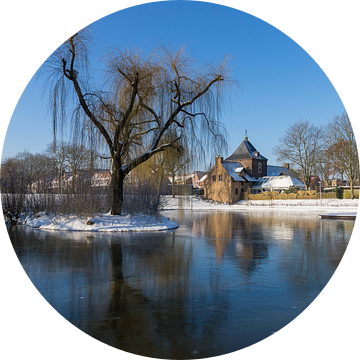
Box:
[30,175,54,193]
[204,136,306,203]
[167,173,194,195]
[193,171,208,189]
[31,170,112,194]
[204,154,257,203]
[267,164,296,177]
[252,164,305,193]
[299,176,322,190]
[49,172,71,193]
[198,173,208,187]
[252,175,306,193]
[91,171,111,188]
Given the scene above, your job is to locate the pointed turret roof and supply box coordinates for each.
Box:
[226,136,267,161]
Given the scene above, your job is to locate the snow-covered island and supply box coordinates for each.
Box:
[18,196,358,233]
[24,212,179,232]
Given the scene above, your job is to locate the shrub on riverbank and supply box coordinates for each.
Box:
[2,180,166,223]
[122,181,167,219]
[247,190,336,201]
[343,189,359,199]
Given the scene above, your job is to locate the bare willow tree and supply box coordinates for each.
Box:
[156,130,191,198]
[273,119,324,190]
[326,111,359,198]
[43,30,232,215]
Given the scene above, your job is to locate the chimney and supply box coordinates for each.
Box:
[244,136,248,142]
[284,163,290,169]
[216,155,223,165]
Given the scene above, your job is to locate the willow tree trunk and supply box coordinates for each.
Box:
[111,159,126,215]
[172,174,175,198]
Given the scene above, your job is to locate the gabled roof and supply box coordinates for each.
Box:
[267,165,296,177]
[222,161,257,182]
[194,171,207,179]
[226,136,267,161]
[199,174,208,182]
[222,161,244,181]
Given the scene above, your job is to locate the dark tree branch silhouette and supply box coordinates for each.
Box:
[43,30,233,215]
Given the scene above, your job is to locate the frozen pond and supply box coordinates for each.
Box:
[8,210,353,359]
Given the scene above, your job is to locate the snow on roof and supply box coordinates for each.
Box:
[253,175,306,190]
[92,171,111,179]
[221,161,257,182]
[267,165,295,177]
[222,161,245,181]
[168,174,194,184]
[244,174,257,182]
[199,174,208,182]
[195,171,206,179]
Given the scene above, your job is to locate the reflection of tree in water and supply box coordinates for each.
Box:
[93,234,232,359]
[8,212,354,359]
[190,211,352,286]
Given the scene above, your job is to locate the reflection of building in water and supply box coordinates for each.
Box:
[200,212,270,272]
[196,210,329,276]
[204,212,234,239]
[269,223,294,243]
[191,213,206,237]
[203,212,234,260]
[212,239,227,260]
[234,241,269,275]
[235,242,269,259]
[184,210,351,280]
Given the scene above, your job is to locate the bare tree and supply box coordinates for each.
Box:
[0,157,27,223]
[13,150,35,192]
[315,149,335,187]
[26,152,55,193]
[122,156,168,217]
[325,111,359,198]
[157,131,191,198]
[44,30,232,215]
[273,120,324,190]
[46,142,69,194]
[64,143,92,193]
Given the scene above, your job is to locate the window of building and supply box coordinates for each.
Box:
[219,175,222,182]
[235,188,238,195]
[258,162,262,173]
[212,175,216,182]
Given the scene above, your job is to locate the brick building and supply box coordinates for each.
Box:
[204,136,262,203]
[204,136,305,203]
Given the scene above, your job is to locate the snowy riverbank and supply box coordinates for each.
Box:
[20,196,357,232]
[163,196,359,213]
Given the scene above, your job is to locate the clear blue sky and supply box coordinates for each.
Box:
[2,0,345,166]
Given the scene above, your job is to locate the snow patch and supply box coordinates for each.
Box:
[163,196,358,214]
[24,213,179,232]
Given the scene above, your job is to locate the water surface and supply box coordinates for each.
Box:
[8,210,353,359]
